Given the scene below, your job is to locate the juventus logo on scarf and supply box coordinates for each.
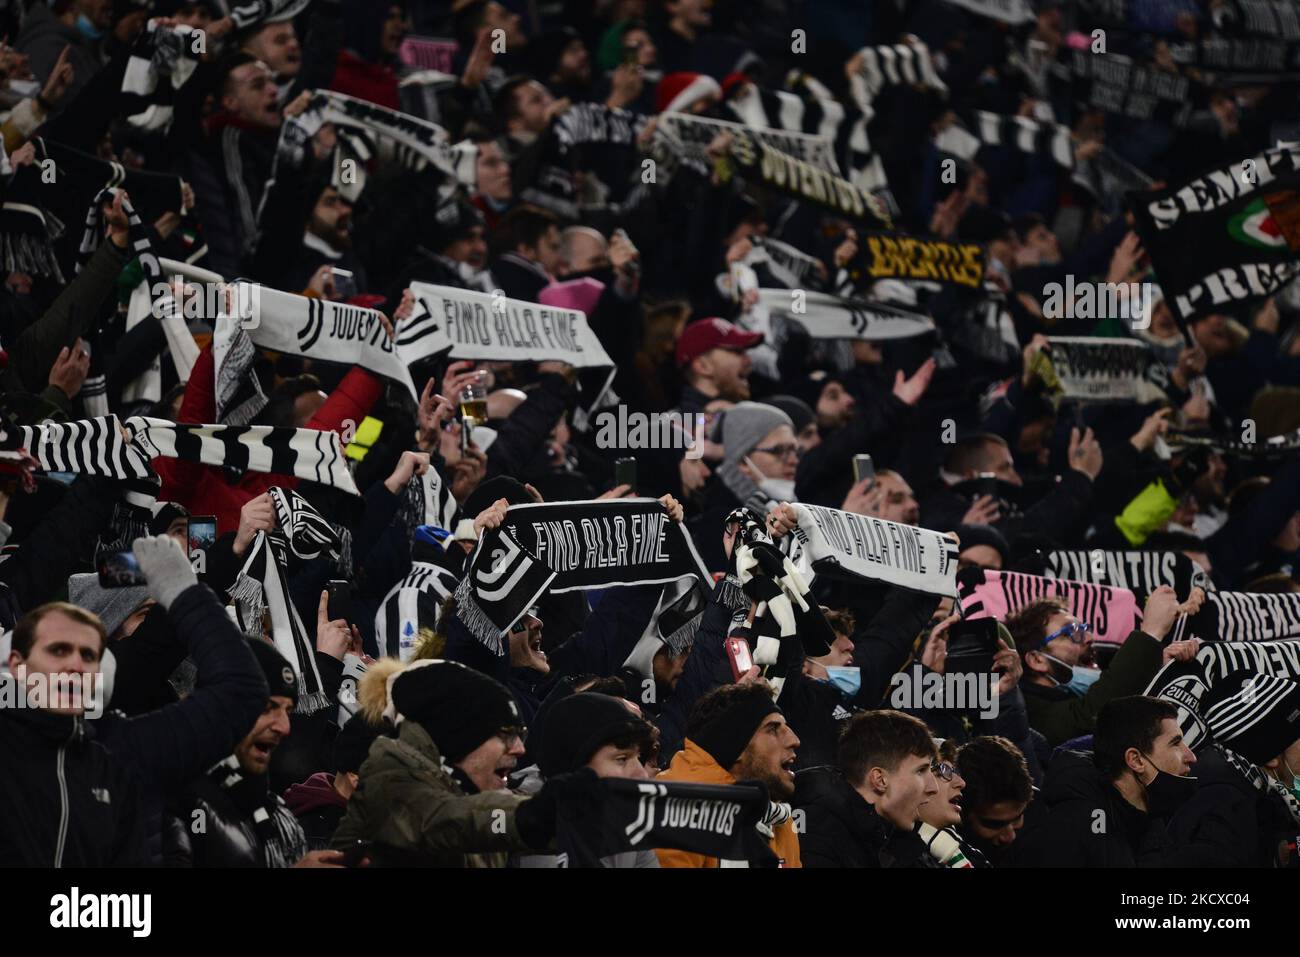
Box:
[758,289,935,341]
[230,487,343,714]
[557,778,777,867]
[959,566,1141,645]
[121,21,202,132]
[1146,639,1300,749]
[454,498,709,652]
[790,503,958,598]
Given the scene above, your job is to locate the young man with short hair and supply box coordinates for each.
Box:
[796,709,938,868]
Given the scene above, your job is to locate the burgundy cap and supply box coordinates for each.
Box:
[674,317,763,367]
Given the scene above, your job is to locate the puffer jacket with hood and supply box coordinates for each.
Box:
[654,739,802,868]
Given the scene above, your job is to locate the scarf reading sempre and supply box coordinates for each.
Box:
[230,487,342,714]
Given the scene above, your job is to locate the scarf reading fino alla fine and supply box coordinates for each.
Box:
[454,498,709,653]
[230,487,343,714]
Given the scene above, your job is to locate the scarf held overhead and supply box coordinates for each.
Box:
[790,503,958,597]
[758,289,935,341]
[959,567,1141,644]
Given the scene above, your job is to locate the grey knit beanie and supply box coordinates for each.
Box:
[67,574,150,640]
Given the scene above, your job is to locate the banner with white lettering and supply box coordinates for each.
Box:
[1130,144,1300,323]
[1051,50,1193,126]
[557,779,778,867]
[657,111,840,175]
[759,289,936,341]
[790,503,958,597]
[1171,590,1300,643]
[1146,639,1300,748]
[400,282,614,371]
[1044,549,1213,597]
[1045,336,1151,402]
[454,498,708,648]
[959,567,1142,645]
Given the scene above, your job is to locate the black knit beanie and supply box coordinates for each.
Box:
[248,638,298,702]
[693,691,782,771]
[537,693,651,778]
[332,713,381,775]
[391,660,522,763]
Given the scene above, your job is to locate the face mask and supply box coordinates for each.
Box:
[1141,759,1198,816]
[744,456,796,503]
[822,666,861,699]
[76,13,104,40]
[1284,758,1300,803]
[1044,654,1099,696]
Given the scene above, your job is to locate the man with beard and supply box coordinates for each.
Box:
[162,639,339,867]
[282,184,367,294]
[675,318,761,414]
[656,681,802,867]
[1006,588,1203,746]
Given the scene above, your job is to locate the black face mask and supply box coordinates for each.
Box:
[1142,758,1198,817]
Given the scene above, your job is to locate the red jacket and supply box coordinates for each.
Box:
[329,50,400,110]
[153,345,382,533]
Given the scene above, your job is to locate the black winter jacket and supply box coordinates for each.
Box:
[0,702,144,866]
[794,765,938,868]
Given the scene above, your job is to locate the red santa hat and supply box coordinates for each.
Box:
[656,71,722,115]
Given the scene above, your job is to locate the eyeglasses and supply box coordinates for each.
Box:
[753,444,801,460]
[931,760,960,782]
[497,727,528,749]
[1037,621,1091,649]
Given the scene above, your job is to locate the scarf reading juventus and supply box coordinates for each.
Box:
[852,232,985,290]
[723,73,890,203]
[958,567,1141,645]
[454,498,709,652]
[790,503,958,598]
[557,778,777,867]
[758,288,935,342]
[230,487,342,714]
[1043,549,1213,597]
[1169,590,1300,644]
[223,283,419,398]
[121,21,202,132]
[1145,639,1300,749]
[726,129,893,230]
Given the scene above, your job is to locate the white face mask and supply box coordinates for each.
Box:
[744,456,796,502]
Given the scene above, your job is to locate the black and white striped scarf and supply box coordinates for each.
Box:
[227,0,312,29]
[725,71,891,201]
[1214,743,1300,827]
[230,487,342,714]
[967,111,1076,169]
[78,188,189,416]
[121,21,202,132]
[204,754,308,868]
[394,465,458,544]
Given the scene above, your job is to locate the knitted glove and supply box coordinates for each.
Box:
[132,534,198,610]
[515,767,602,850]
